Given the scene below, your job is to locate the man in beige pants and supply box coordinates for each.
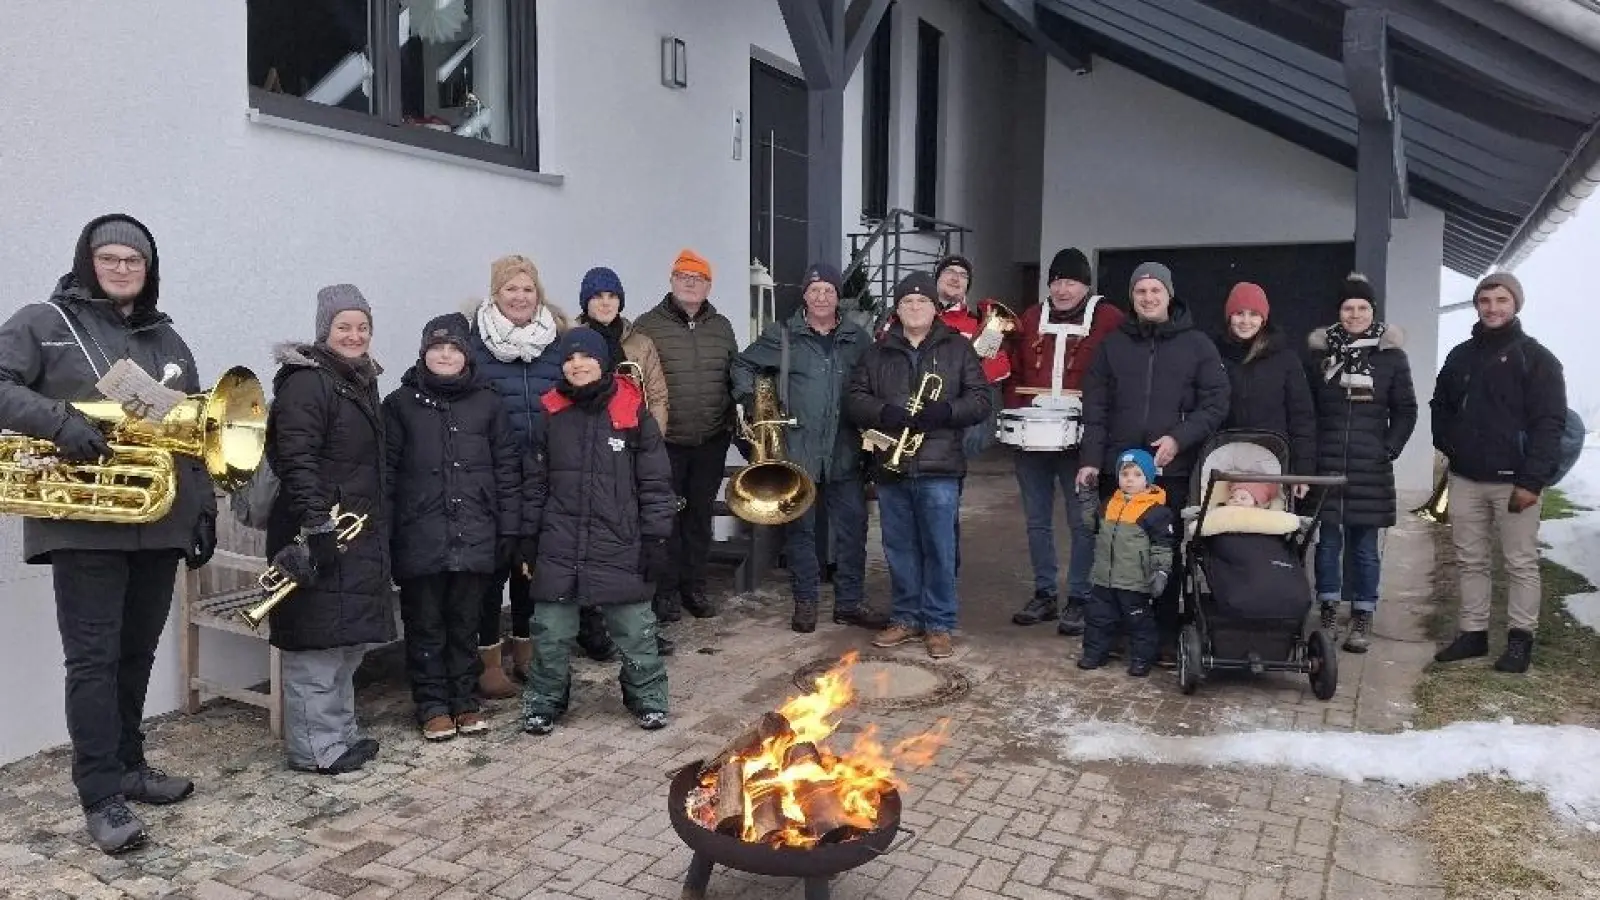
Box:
[1428,273,1568,673]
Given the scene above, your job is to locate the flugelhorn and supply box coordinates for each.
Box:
[727,373,816,526]
[861,372,944,474]
[241,506,368,630]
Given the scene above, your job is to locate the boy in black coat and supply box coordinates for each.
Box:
[521,328,676,734]
[383,314,527,741]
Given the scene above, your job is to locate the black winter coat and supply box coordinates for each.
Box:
[845,320,992,480]
[1307,326,1418,528]
[383,364,523,581]
[630,295,737,445]
[1432,320,1568,492]
[1213,328,1318,475]
[526,376,676,606]
[264,343,395,651]
[1080,301,1231,479]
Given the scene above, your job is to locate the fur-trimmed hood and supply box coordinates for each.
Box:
[1307,323,1406,353]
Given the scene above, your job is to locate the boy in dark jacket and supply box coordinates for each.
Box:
[384,314,526,741]
[1078,449,1176,676]
[521,328,676,734]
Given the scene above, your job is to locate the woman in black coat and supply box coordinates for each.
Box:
[264,284,392,775]
[1213,282,1317,478]
[1306,274,1418,654]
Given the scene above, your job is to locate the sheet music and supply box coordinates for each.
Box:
[95,359,186,422]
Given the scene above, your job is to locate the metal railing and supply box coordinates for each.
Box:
[844,208,972,326]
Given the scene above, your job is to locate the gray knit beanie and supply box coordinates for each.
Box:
[89,219,153,261]
[315,284,373,343]
[1129,262,1175,298]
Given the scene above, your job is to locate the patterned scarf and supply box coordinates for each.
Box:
[1320,322,1387,393]
[476,297,559,363]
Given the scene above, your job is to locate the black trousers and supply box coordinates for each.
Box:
[662,432,732,597]
[51,549,181,809]
[400,572,491,723]
[478,564,534,643]
[1083,586,1159,664]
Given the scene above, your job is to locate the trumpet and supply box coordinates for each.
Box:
[862,372,944,474]
[241,506,368,630]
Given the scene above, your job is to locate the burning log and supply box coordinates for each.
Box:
[747,791,788,844]
[783,741,821,771]
[713,759,745,836]
[795,783,869,844]
[700,711,794,777]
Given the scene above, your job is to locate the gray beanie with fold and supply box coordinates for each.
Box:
[1129,261,1175,298]
[315,284,373,343]
[89,219,153,261]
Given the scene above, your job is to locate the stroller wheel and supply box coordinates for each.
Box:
[1177,624,1203,695]
[1307,629,1339,701]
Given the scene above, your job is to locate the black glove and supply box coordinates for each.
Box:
[880,405,912,430]
[53,413,111,463]
[305,528,339,578]
[495,536,517,570]
[271,543,316,586]
[912,400,955,429]
[185,512,217,570]
[643,538,673,584]
[512,536,539,576]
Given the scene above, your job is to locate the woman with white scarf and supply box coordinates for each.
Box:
[1306,273,1418,655]
[462,255,573,696]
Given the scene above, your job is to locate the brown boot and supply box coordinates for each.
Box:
[508,636,533,683]
[477,643,518,699]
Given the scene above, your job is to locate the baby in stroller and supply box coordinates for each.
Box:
[1076,449,1176,677]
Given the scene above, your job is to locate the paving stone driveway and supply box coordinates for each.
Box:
[0,459,1447,899]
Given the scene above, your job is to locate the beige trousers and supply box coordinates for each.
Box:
[1449,474,1542,632]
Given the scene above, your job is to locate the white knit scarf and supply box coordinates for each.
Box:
[476,297,558,363]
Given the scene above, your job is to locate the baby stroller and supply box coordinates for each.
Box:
[1176,429,1347,699]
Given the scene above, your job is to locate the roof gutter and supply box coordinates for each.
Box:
[1493,116,1600,272]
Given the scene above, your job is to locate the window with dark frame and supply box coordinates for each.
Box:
[913,19,942,220]
[860,2,894,221]
[246,0,540,172]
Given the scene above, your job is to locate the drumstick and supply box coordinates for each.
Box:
[1013,386,1082,396]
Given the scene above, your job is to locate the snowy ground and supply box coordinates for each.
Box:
[1544,441,1600,630]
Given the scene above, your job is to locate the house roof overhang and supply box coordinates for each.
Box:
[1029,0,1600,276]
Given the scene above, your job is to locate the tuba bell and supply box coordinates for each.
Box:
[0,366,267,524]
[727,373,816,526]
[1413,472,1449,524]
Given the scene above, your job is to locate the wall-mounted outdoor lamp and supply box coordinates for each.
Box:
[661,36,688,89]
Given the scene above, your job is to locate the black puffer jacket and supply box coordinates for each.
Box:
[1432,320,1568,493]
[382,364,522,581]
[1080,301,1231,479]
[526,375,676,606]
[629,295,737,445]
[1307,326,1418,528]
[1214,328,1318,475]
[845,320,992,480]
[264,343,395,651]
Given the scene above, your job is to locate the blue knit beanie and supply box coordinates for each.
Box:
[1117,448,1158,486]
[560,326,613,369]
[579,266,625,312]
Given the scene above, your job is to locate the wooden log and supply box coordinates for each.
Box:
[783,741,821,770]
[700,711,794,776]
[713,759,745,835]
[748,791,788,843]
[796,784,870,844]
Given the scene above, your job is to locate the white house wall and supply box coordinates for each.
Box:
[1037,58,1441,493]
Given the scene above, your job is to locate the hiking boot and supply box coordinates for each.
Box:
[1319,603,1339,635]
[120,765,193,805]
[872,624,923,647]
[1057,597,1087,637]
[522,714,555,736]
[925,632,954,659]
[636,711,669,730]
[657,634,675,656]
[84,795,146,855]
[1434,630,1489,663]
[454,711,489,735]
[476,643,518,699]
[654,592,682,624]
[1343,611,1372,654]
[508,636,533,682]
[1012,591,1058,626]
[792,600,819,634]
[290,738,378,775]
[1077,655,1106,671]
[1494,629,1534,674]
[682,591,718,619]
[1127,659,1153,677]
[421,715,457,741]
[833,605,889,629]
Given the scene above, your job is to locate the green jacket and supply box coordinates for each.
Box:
[731,310,869,482]
[1083,487,1177,592]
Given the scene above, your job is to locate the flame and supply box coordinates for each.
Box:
[696,651,950,847]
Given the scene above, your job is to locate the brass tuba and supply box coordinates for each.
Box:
[0,367,267,524]
[1413,473,1449,524]
[241,505,368,630]
[727,373,816,526]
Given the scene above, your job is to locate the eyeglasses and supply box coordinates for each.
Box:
[898,296,934,307]
[671,272,709,286]
[93,253,146,272]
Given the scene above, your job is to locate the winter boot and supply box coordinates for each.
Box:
[791,600,819,634]
[1057,597,1087,637]
[84,796,146,855]
[1342,611,1372,654]
[1012,591,1058,626]
[1433,630,1489,663]
[508,636,533,683]
[476,643,518,699]
[653,591,682,624]
[1319,602,1339,635]
[1494,629,1534,674]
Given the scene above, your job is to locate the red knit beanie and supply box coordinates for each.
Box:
[1225,282,1270,319]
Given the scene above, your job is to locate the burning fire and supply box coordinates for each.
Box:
[687,652,950,847]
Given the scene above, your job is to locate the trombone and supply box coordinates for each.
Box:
[241,506,368,629]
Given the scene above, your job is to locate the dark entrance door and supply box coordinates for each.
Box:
[750,60,810,327]
[1097,242,1356,357]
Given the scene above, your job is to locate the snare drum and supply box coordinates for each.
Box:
[997,407,1083,451]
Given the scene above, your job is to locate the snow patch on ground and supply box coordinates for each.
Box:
[1546,448,1600,630]
[1059,718,1600,824]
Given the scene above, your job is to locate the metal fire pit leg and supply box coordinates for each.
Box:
[680,851,714,900]
[804,876,831,900]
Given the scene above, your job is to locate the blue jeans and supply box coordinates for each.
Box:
[786,477,868,608]
[876,476,961,634]
[1314,524,1382,612]
[1013,449,1096,599]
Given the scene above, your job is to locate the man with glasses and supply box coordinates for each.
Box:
[0,215,216,853]
[632,249,738,622]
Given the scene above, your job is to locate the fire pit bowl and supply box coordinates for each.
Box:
[667,759,909,898]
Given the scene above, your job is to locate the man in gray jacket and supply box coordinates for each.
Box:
[732,263,888,633]
[0,215,216,854]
